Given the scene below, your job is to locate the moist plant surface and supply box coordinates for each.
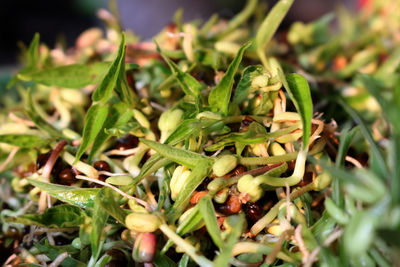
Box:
[1,0,400,266]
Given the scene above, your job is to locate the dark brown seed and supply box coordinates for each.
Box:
[240,115,255,132]
[58,168,76,185]
[5,227,22,240]
[93,160,111,182]
[216,195,242,215]
[115,135,139,151]
[244,202,264,223]
[105,249,127,266]
[93,161,111,172]
[106,248,126,258]
[36,152,51,170]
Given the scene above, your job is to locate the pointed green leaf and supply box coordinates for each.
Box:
[157,45,203,97]
[208,42,251,115]
[20,62,110,89]
[233,65,263,105]
[91,191,109,261]
[27,179,99,209]
[214,215,245,267]
[7,205,84,228]
[333,126,359,207]
[140,139,213,169]
[92,33,126,103]
[0,134,49,148]
[279,71,313,148]
[88,103,133,161]
[198,196,224,248]
[97,187,127,226]
[133,154,172,185]
[75,103,109,163]
[338,98,388,179]
[255,0,294,51]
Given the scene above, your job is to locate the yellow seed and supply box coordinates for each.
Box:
[125,213,161,232]
[212,155,238,177]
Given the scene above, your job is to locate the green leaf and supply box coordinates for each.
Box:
[7,205,84,228]
[7,33,40,88]
[178,254,190,267]
[165,119,221,145]
[255,0,294,65]
[333,126,359,207]
[208,42,251,115]
[20,62,110,89]
[338,98,388,179]
[27,33,40,69]
[133,154,172,185]
[96,187,127,226]
[27,179,99,209]
[116,56,140,107]
[214,215,245,267]
[34,240,86,267]
[0,134,49,148]
[279,71,313,149]
[91,191,109,261]
[162,205,203,254]
[92,33,126,103]
[233,65,263,105]
[198,196,224,248]
[88,103,134,161]
[167,161,213,222]
[75,103,109,163]
[154,252,178,267]
[157,44,203,97]
[140,139,213,169]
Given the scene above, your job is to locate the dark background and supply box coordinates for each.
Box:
[0,0,355,67]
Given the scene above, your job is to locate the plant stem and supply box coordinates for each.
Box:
[159,224,213,267]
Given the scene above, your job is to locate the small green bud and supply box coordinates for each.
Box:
[212,155,237,177]
[170,166,191,200]
[275,131,303,143]
[251,75,269,88]
[132,232,157,262]
[269,142,286,156]
[213,188,229,204]
[237,174,263,202]
[158,109,184,132]
[176,236,200,253]
[128,199,148,214]
[125,213,161,232]
[312,171,332,191]
[273,112,300,122]
[158,109,184,142]
[71,237,82,249]
[105,175,134,186]
[133,109,151,129]
[207,177,227,193]
[11,177,26,193]
[196,111,222,120]
[178,207,204,231]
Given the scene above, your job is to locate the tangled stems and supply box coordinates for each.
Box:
[250,173,327,235]
[232,241,296,263]
[159,224,213,267]
[253,149,308,187]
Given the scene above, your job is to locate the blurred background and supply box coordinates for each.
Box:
[1,0,355,68]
